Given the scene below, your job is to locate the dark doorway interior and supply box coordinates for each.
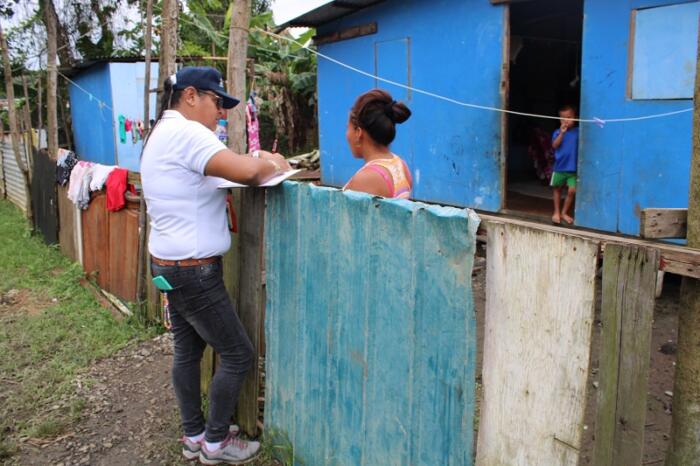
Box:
[506,0,583,219]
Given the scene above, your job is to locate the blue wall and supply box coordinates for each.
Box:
[69,64,116,166]
[317,0,505,210]
[109,62,159,171]
[265,182,478,466]
[578,0,696,235]
[69,61,159,171]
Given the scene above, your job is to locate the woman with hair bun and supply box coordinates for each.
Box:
[343,89,413,199]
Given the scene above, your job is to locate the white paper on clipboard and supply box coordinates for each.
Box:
[217,169,302,189]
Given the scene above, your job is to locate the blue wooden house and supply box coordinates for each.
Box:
[66,58,159,172]
[281,0,698,236]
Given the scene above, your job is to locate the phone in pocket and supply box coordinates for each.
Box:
[152,275,174,291]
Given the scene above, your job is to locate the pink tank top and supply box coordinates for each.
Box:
[344,155,413,199]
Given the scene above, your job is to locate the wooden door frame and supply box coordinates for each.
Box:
[500,4,510,211]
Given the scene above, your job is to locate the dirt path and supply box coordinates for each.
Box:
[15,334,183,465]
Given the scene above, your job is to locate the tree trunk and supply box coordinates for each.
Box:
[21,75,34,182]
[226,0,250,154]
[37,74,43,136]
[58,92,72,149]
[46,0,59,160]
[0,22,32,220]
[45,0,74,69]
[156,0,178,116]
[665,25,700,466]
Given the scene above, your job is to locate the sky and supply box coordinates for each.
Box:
[271,0,331,26]
[0,0,329,68]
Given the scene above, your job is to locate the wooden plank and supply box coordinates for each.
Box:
[236,187,266,437]
[640,208,688,239]
[478,212,700,279]
[57,184,78,262]
[314,22,377,45]
[107,203,139,302]
[476,223,599,466]
[594,244,659,466]
[81,193,110,289]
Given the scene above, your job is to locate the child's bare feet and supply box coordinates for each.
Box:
[562,214,574,224]
[552,214,561,224]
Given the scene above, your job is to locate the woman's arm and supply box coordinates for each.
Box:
[204,150,291,186]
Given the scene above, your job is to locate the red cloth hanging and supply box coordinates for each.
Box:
[106,168,128,212]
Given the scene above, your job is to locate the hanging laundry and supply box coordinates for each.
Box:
[105,167,128,212]
[118,115,127,143]
[246,95,261,152]
[89,164,117,191]
[67,161,95,209]
[78,167,95,210]
[131,123,138,143]
[56,149,78,186]
[136,119,145,139]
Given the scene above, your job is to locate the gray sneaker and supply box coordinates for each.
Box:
[181,425,240,461]
[199,432,260,465]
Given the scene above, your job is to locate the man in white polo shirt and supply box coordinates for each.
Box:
[141,66,289,465]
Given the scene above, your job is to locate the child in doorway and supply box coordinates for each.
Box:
[551,105,579,224]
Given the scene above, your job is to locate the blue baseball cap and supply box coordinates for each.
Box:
[172,66,240,109]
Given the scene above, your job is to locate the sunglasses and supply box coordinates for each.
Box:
[198,90,224,109]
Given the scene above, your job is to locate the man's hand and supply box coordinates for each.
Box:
[259,150,292,172]
[560,122,569,133]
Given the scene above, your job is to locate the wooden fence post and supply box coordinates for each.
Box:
[226,0,260,437]
[136,0,153,322]
[665,17,700,465]
[594,244,659,466]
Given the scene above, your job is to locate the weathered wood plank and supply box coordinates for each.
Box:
[478,212,700,279]
[236,187,265,437]
[314,22,377,45]
[594,244,659,466]
[476,222,599,466]
[57,184,78,262]
[640,208,687,239]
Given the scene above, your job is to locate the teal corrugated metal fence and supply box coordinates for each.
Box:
[264,182,479,466]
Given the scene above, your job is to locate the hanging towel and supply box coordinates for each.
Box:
[105,168,128,212]
[89,164,117,191]
[67,161,92,204]
[118,115,127,143]
[77,166,95,210]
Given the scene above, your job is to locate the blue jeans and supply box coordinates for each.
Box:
[151,259,254,442]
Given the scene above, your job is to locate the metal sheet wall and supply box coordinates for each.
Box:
[1,135,30,213]
[264,182,480,465]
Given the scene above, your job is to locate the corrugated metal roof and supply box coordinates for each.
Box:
[277,0,387,29]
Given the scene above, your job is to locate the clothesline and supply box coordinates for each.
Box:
[251,27,694,125]
[57,70,113,114]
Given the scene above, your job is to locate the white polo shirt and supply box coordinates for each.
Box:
[141,110,230,260]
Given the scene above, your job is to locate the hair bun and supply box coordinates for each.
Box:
[391,101,412,124]
[384,100,396,120]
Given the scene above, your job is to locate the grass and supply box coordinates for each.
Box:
[0,200,155,454]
